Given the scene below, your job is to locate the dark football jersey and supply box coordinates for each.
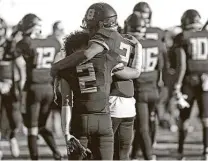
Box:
[134,39,164,90]
[175,30,208,74]
[145,27,165,42]
[16,36,60,84]
[0,39,19,81]
[90,28,137,98]
[59,50,120,114]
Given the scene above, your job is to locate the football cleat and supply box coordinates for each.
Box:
[10,138,20,158]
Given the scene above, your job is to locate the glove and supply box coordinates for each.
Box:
[65,135,91,159]
[111,63,124,75]
[173,90,190,109]
[0,80,12,94]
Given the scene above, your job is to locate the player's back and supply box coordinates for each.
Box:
[178,30,208,74]
[146,27,164,42]
[135,39,164,88]
[91,28,136,98]
[17,36,60,84]
[59,50,120,114]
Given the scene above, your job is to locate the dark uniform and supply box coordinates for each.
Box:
[175,30,208,154]
[91,28,136,98]
[132,39,164,160]
[146,27,165,42]
[0,39,22,139]
[91,29,138,160]
[16,36,60,129]
[59,47,122,160]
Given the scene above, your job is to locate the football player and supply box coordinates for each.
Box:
[172,9,208,160]
[47,21,65,137]
[0,17,25,158]
[58,29,141,159]
[51,3,141,80]
[125,13,165,160]
[16,13,62,160]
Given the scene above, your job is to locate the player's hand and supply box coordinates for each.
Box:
[0,81,12,94]
[111,63,124,75]
[158,80,164,88]
[65,134,91,158]
[173,90,190,109]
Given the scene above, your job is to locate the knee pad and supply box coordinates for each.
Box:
[202,118,208,127]
[28,127,38,136]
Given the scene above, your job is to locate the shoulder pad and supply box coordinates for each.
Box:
[97,28,114,38]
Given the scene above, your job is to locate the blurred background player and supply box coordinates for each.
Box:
[125,13,165,160]
[172,9,208,160]
[16,13,62,160]
[0,17,25,158]
[47,21,65,138]
[109,33,142,160]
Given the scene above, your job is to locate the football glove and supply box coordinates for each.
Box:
[66,136,91,159]
[173,90,190,109]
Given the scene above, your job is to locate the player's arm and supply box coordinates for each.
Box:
[113,66,141,79]
[15,41,28,90]
[130,41,143,77]
[60,78,73,141]
[158,45,166,87]
[114,36,143,80]
[15,56,26,90]
[174,47,186,89]
[51,42,104,77]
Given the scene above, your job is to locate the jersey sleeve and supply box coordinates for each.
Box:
[131,41,143,71]
[16,41,29,59]
[89,33,110,50]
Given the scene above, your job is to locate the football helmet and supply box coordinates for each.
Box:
[19,13,42,35]
[0,18,7,38]
[133,2,152,27]
[124,13,146,39]
[81,3,118,32]
[181,9,202,30]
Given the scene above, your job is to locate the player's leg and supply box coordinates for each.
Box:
[135,101,153,160]
[70,114,89,160]
[111,117,122,160]
[38,84,62,159]
[97,114,114,160]
[26,86,42,160]
[156,86,169,128]
[3,95,21,158]
[198,90,208,158]
[117,117,135,160]
[149,88,160,146]
[177,84,195,159]
[0,94,3,160]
